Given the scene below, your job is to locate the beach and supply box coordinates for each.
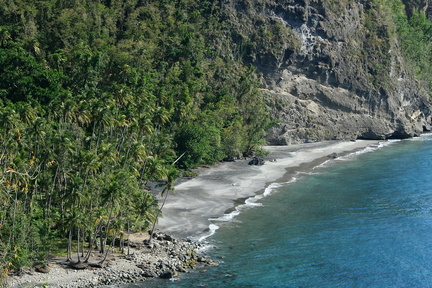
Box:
[156,140,379,240]
[7,140,379,287]
[165,135,432,287]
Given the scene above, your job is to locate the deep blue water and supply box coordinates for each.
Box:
[121,134,432,288]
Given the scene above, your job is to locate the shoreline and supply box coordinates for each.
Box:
[6,140,380,287]
[156,140,381,240]
[7,232,213,288]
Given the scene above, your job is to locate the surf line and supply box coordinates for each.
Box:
[197,180,295,242]
[196,140,398,242]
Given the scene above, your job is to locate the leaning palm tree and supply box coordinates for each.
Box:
[98,169,136,263]
[129,191,158,254]
[148,164,180,245]
[98,174,123,257]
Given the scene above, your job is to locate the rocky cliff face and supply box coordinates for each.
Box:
[221,0,432,144]
[402,0,432,19]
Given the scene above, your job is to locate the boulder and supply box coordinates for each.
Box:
[159,269,175,279]
[327,152,338,159]
[248,157,265,165]
[34,264,50,273]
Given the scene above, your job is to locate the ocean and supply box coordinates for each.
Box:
[120,134,432,288]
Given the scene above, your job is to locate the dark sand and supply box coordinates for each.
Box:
[156,140,379,240]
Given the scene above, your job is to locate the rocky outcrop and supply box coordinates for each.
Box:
[221,0,432,144]
[402,0,432,19]
[7,232,213,288]
[248,157,265,165]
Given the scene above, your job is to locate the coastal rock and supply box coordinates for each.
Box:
[7,232,210,288]
[220,0,432,144]
[34,264,50,273]
[69,262,89,270]
[327,152,338,159]
[159,269,176,279]
[248,157,265,165]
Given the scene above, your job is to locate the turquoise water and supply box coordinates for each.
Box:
[123,135,432,288]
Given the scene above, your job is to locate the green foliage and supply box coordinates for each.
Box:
[0,0,274,271]
[175,125,210,169]
[363,0,432,94]
[361,0,394,88]
[0,45,65,104]
[391,3,432,92]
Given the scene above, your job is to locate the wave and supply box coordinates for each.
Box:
[314,159,331,169]
[198,179,297,242]
[197,140,401,242]
[410,132,432,141]
[197,224,220,242]
[332,140,400,162]
[311,141,400,171]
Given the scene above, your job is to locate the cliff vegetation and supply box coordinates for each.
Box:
[0,0,431,283]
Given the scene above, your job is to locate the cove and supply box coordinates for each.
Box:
[122,134,432,288]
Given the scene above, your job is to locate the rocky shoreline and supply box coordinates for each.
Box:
[7,141,380,288]
[7,232,214,288]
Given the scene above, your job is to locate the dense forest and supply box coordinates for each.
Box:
[1,0,432,283]
[0,0,274,280]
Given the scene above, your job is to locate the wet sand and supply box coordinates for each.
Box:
[156,140,380,240]
[7,140,381,288]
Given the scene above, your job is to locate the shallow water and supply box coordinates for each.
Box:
[120,134,432,288]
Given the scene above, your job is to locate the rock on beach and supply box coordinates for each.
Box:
[7,232,213,288]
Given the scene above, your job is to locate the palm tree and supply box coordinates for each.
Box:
[27,117,47,155]
[90,98,116,154]
[0,26,11,48]
[16,102,38,126]
[128,191,158,254]
[98,170,125,260]
[148,166,179,245]
[0,106,20,145]
[63,176,88,262]
[75,100,92,127]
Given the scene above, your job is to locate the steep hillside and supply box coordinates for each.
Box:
[1,0,432,277]
[220,0,432,144]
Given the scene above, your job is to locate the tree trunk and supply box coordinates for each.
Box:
[67,226,73,261]
[76,227,81,263]
[149,188,169,245]
[127,221,130,255]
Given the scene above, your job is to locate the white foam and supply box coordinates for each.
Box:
[336,146,377,160]
[335,140,399,161]
[314,159,331,169]
[196,141,400,242]
[244,196,264,206]
[197,179,299,242]
[315,142,393,166]
[209,210,240,222]
[410,133,432,141]
[197,224,219,242]
[263,182,283,196]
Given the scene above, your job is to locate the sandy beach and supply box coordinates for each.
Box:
[156,140,379,240]
[7,140,380,287]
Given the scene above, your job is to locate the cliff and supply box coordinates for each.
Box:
[220,0,432,144]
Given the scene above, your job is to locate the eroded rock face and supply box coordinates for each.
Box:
[221,0,431,144]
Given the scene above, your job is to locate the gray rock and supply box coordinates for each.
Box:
[34,264,50,273]
[220,1,432,144]
[327,152,338,159]
[159,269,175,279]
[248,157,265,165]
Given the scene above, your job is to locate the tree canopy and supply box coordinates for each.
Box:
[1,0,430,280]
[0,0,274,277]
